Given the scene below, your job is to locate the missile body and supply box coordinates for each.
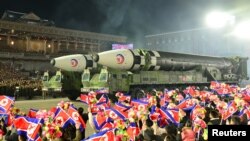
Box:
[51,49,234,72]
[146,50,233,71]
[93,49,233,71]
[93,49,146,71]
[51,54,97,72]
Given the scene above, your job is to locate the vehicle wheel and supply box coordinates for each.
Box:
[68,95,78,101]
[52,93,57,98]
[65,90,80,101]
[108,93,118,103]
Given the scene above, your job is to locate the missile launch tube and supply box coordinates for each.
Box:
[93,49,233,71]
[147,50,233,71]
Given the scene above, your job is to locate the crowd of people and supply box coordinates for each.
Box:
[81,82,250,141]
[0,62,42,98]
[0,81,249,141]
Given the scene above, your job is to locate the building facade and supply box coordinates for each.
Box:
[0,10,127,55]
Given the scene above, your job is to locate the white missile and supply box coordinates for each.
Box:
[92,49,234,71]
[51,54,97,72]
[93,49,146,71]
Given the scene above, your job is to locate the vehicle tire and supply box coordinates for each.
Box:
[52,93,57,98]
[65,90,79,101]
[68,95,78,101]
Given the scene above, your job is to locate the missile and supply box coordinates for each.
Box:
[93,49,233,71]
[50,54,97,72]
[93,49,146,71]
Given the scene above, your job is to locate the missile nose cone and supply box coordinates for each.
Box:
[51,54,97,72]
[52,54,87,72]
[50,59,55,66]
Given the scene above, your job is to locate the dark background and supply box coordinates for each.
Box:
[0,0,248,46]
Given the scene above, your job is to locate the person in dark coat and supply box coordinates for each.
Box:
[207,110,220,125]
[78,107,88,139]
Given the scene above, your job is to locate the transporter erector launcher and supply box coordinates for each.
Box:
[52,49,247,82]
[50,49,248,100]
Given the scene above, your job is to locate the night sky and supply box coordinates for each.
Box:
[0,0,249,46]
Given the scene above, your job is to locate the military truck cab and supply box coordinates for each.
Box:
[41,70,62,99]
[42,71,50,99]
[81,69,91,93]
[49,70,62,94]
[81,68,109,94]
[42,71,50,92]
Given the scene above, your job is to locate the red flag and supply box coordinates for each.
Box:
[97,94,109,104]
[127,123,140,141]
[105,108,121,120]
[193,117,207,133]
[53,108,74,128]
[93,113,112,131]
[215,88,231,95]
[0,95,14,113]
[118,95,131,102]
[85,129,115,141]
[80,94,89,104]
[130,100,148,111]
[28,109,38,118]
[210,81,221,89]
[190,105,206,120]
[199,91,212,101]
[183,86,196,97]
[177,98,196,111]
[67,105,86,128]
[222,101,238,120]
[113,103,130,119]
[159,108,180,124]
[14,116,41,141]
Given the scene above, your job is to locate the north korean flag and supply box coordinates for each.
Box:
[199,91,212,101]
[222,101,238,120]
[190,105,205,120]
[67,105,86,130]
[83,129,115,141]
[80,94,89,104]
[193,117,207,133]
[105,108,122,120]
[127,122,140,141]
[93,113,113,131]
[97,94,109,104]
[159,108,179,125]
[177,98,196,111]
[118,94,131,102]
[215,88,231,96]
[183,86,196,97]
[0,95,14,113]
[113,102,130,119]
[210,81,221,89]
[149,106,160,122]
[14,116,42,141]
[53,107,74,128]
[130,99,148,111]
[28,109,38,118]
